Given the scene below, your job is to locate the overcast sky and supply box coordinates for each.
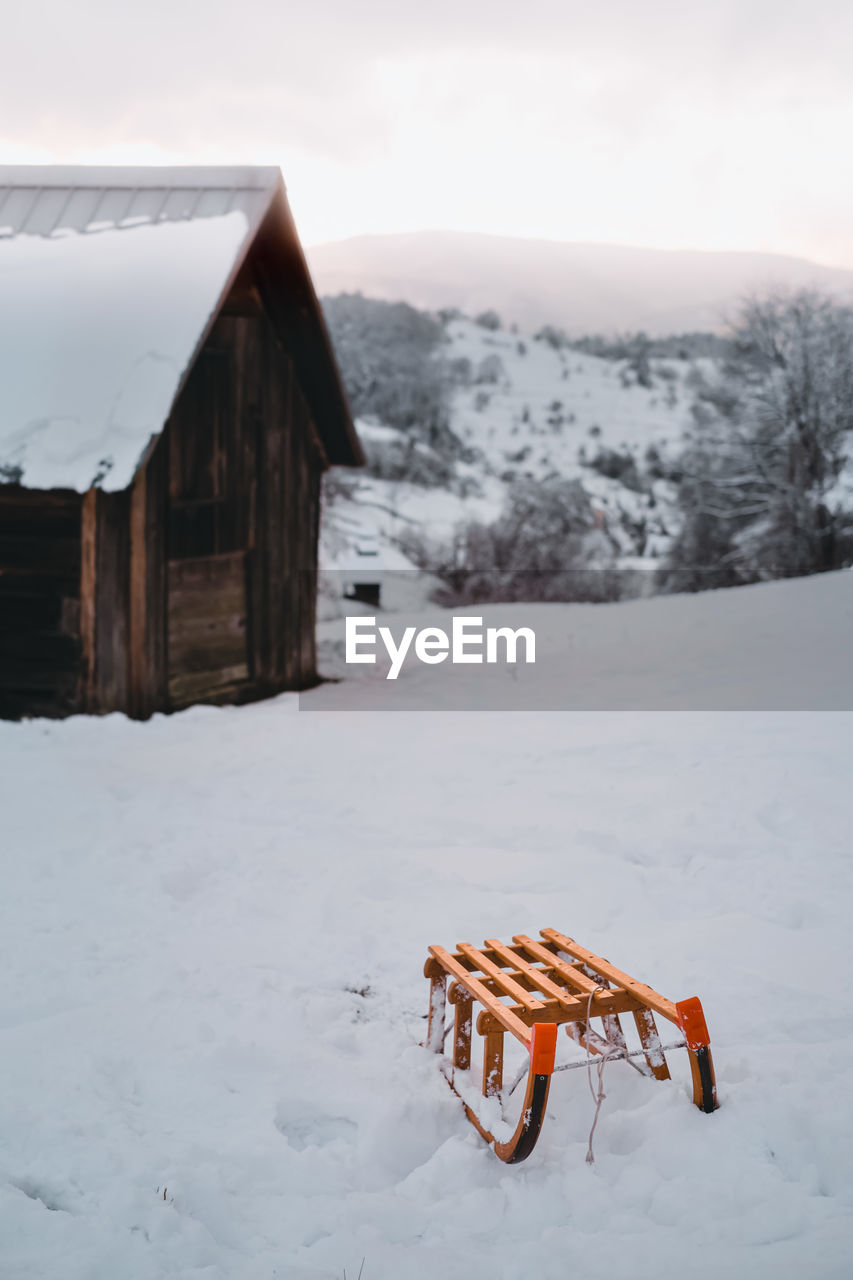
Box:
[3,1,853,264]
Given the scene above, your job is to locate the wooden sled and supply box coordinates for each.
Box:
[424,928,717,1164]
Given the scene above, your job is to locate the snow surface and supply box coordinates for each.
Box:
[314,570,853,710]
[0,212,250,492]
[2,574,853,1279]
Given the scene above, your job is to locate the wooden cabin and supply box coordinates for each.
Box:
[0,165,363,720]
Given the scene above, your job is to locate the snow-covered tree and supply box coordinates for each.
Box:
[322,293,450,445]
[663,290,853,590]
[399,475,629,604]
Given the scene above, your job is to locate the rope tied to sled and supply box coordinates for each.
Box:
[585,985,612,1165]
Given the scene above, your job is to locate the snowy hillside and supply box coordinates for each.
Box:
[2,572,853,1278]
[321,314,695,609]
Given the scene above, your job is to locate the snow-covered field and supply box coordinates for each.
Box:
[315,570,853,709]
[2,575,853,1279]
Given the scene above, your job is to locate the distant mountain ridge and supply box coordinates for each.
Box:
[307,230,853,335]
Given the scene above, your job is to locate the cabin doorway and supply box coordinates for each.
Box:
[166,551,249,707]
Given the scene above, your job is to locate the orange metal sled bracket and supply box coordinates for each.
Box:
[424,928,718,1163]
[529,1022,558,1075]
[676,997,718,1113]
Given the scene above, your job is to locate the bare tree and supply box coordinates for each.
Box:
[398,476,633,604]
[663,289,853,590]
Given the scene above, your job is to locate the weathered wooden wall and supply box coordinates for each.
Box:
[128,434,168,720]
[156,280,326,712]
[0,487,83,719]
[167,551,249,706]
[80,487,131,714]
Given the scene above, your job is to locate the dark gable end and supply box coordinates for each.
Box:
[249,183,364,469]
[157,173,364,474]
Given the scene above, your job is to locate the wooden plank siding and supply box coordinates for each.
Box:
[128,434,168,720]
[0,487,83,718]
[167,552,249,707]
[159,286,326,709]
[292,380,323,686]
[80,487,131,714]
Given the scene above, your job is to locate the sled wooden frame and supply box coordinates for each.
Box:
[424,928,717,1163]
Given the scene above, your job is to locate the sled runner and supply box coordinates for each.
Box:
[424,928,717,1163]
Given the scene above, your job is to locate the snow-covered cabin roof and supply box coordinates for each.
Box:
[0,165,362,492]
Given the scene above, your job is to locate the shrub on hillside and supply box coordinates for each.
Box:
[474,309,502,331]
[397,476,636,604]
[587,447,645,491]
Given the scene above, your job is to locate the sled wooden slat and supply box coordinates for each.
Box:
[457,942,547,1011]
[477,942,529,966]
[634,1007,671,1081]
[512,934,606,996]
[428,944,532,1044]
[450,985,473,1070]
[485,937,589,1007]
[540,929,680,1024]
[424,960,447,1054]
[482,1031,503,1097]
[425,927,718,1164]
[565,1020,612,1056]
[476,986,644,1034]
